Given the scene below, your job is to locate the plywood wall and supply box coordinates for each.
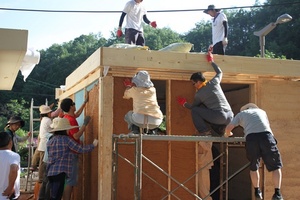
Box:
[258,79,300,200]
[83,84,100,200]
[110,76,254,200]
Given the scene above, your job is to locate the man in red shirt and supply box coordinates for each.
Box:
[60,97,91,200]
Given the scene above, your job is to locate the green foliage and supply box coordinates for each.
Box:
[143,26,185,50]
[255,50,287,59]
[183,20,211,52]
[0,99,30,131]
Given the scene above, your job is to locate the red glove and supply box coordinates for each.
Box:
[123,78,133,87]
[150,21,157,28]
[177,96,187,107]
[206,52,214,63]
[117,29,123,37]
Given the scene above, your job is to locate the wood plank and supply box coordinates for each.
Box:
[56,68,101,99]
[101,47,300,78]
[98,76,113,200]
[65,48,101,90]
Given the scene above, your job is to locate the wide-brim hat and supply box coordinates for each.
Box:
[6,116,25,127]
[132,70,154,88]
[204,5,221,14]
[49,117,78,132]
[39,105,52,114]
[240,103,259,111]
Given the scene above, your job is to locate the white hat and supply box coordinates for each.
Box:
[132,71,154,88]
[39,105,52,114]
[240,103,259,111]
[49,117,78,132]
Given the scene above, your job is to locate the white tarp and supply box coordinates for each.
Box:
[19,48,40,81]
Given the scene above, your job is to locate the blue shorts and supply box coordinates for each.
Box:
[66,154,79,186]
[246,132,283,172]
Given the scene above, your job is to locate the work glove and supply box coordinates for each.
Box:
[93,139,98,147]
[177,96,187,107]
[83,116,91,126]
[222,37,228,46]
[123,78,133,87]
[206,51,214,63]
[150,21,157,28]
[117,29,123,37]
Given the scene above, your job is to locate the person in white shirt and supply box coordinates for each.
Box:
[117,0,157,46]
[204,5,228,55]
[0,131,21,200]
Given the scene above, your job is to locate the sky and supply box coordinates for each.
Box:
[0,0,265,50]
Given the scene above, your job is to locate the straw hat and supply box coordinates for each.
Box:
[39,105,52,114]
[49,117,78,132]
[240,103,259,111]
[132,71,154,88]
[6,116,25,127]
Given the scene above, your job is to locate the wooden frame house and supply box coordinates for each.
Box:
[56,47,300,200]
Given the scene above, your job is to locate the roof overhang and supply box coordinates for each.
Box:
[0,28,28,90]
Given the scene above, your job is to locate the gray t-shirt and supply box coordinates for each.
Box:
[230,108,273,137]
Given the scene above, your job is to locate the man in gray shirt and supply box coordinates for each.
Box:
[225,103,283,200]
[177,52,233,136]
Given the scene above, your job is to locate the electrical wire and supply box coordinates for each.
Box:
[0,2,300,14]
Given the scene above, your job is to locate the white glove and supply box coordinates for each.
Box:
[222,37,228,46]
[93,139,98,147]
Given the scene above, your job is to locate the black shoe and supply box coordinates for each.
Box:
[272,194,283,200]
[145,129,155,135]
[255,190,263,200]
[211,124,226,137]
[130,125,140,134]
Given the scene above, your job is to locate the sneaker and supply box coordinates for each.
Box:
[255,190,263,200]
[130,124,140,134]
[272,194,283,200]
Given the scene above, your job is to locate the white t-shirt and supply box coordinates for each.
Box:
[0,150,20,200]
[37,117,52,151]
[212,12,227,45]
[123,0,147,32]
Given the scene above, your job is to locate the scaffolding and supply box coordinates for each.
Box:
[112,134,248,200]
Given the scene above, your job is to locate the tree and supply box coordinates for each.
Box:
[183,20,211,52]
[250,0,300,59]
[143,26,185,50]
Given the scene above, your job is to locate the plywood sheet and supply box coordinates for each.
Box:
[259,79,300,200]
[84,84,100,200]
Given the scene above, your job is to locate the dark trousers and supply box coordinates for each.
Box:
[48,173,66,200]
[125,28,145,46]
[191,105,233,133]
[213,41,225,55]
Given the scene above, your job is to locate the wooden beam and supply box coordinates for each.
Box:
[56,68,102,100]
[101,47,300,78]
[98,76,113,200]
[65,48,101,90]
